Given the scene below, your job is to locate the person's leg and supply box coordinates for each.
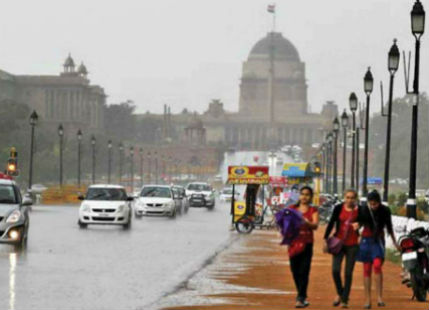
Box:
[299,244,313,302]
[363,262,372,307]
[341,245,359,304]
[290,253,303,301]
[332,250,345,304]
[373,258,384,304]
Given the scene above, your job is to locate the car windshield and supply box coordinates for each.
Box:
[140,186,171,198]
[86,188,127,201]
[188,184,211,191]
[0,184,17,204]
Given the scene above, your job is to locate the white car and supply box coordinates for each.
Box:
[134,185,177,218]
[186,182,215,209]
[78,185,133,229]
[219,187,239,202]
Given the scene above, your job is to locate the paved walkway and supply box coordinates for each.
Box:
[161,227,428,310]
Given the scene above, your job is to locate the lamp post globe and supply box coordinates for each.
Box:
[29,110,38,126]
[349,93,358,112]
[388,39,400,73]
[364,67,374,95]
[412,0,425,37]
[58,124,64,137]
[341,110,349,128]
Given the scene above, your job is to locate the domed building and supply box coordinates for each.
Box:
[139,32,338,153]
[239,32,308,120]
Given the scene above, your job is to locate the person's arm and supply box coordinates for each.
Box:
[324,205,339,239]
[385,208,400,250]
[304,209,319,230]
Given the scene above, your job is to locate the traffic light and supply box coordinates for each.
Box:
[6,147,19,176]
[313,161,322,176]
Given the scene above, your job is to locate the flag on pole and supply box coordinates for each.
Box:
[267,4,276,14]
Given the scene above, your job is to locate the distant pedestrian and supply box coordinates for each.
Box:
[354,190,400,309]
[287,186,319,308]
[324,189,359,308]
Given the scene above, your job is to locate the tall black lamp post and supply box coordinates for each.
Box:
[58,124,64,187]
[28,111,38,191]
[119,143,124,184]
[362,68,374,199]
[139,147,144,188]
[147,151,152,184]
[77,129,82,187]
[107,140,112,184]
[154,151,159,184]
[326,133,333,194]
[333,117,340,197]
[91,135,96,184]
[407,0,425,219]
[349,93,358,188]
[382,39,400,203]
[129,146,134,192]
[341,110,349,192]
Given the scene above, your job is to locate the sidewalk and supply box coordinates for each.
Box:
[159,227,428,310]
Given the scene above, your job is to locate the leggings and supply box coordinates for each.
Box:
[363,258,383,277]
[290,243,313,302]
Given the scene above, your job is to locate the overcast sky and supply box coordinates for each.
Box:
[0,0,427,115]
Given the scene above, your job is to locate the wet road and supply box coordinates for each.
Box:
[0,201,232,310]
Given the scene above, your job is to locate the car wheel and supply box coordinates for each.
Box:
[123,214,132,229]
[78,220,88,229]
[169,209,176,219]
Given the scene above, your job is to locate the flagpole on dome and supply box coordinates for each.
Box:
[267,3,276,32]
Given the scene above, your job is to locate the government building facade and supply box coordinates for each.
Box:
[138,32,338,151]
[0,54,106,133]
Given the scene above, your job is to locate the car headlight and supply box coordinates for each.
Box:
[166,201,175,208]
[81,204,91,212]
[6,210,21,223]
[117,205,125,213]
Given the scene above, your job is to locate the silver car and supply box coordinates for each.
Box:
[0,178,31,247]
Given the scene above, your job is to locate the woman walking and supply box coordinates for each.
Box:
[355,190,400,308]
[288,186,319,308]
[324,189,359,308]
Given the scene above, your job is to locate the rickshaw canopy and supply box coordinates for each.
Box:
[227,166,269,185]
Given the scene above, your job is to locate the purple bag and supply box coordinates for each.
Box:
[327,236,343,255]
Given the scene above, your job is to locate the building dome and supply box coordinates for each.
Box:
[78,62,88,76]
[64,54,75,67]
[248,32,300,62]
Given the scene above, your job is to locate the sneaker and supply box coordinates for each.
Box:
[295,301,305,308]
[341,303,349,308]
[302,300,310,307]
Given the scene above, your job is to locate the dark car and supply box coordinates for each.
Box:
[0,178,31,247]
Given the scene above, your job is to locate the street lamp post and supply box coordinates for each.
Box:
[58,124,64,187]
[119,143,124,184]
[322,143,327,192]
[363,68,374,199]
[333,117,340,197]
[28,111,38,191]
[341,110,349,193]
[407,0,425,219]
[147,151,151,184]
[326,133,333,194]
[383,39,400,203]
[91,135,96,184]
[155,151,159,184]
[349,93,358,189]
[107,140,112,184]
[139,147,144,188]
[129,146,134,193]
[77,129,82,187]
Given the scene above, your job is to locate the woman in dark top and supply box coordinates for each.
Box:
[324,189,359,308]
[288,186,319,308]
[355,190,400,309]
